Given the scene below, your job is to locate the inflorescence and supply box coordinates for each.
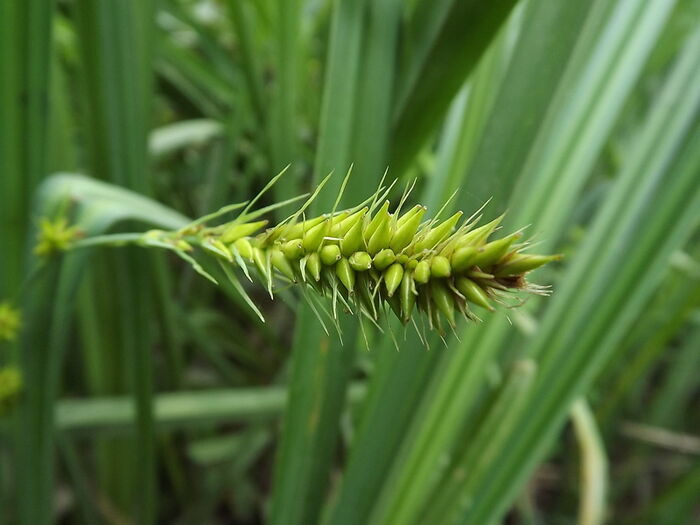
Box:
[115,170,561,338]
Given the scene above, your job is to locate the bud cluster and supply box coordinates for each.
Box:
[0,367,21,415]
[0,302,21,343]
[191,197,560,334]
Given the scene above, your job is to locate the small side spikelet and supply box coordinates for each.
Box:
[0,367,22,415]
[34,217,82,256]
[70,169,562,336]
[0,303,21,343]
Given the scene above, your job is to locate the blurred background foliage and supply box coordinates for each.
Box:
[1,0,700,523]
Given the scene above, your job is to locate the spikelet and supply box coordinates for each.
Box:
[65,168,561,337]
[0,367,22,415]
[135,169,561,336]
[34,217,83,256]
[0,303,21,343]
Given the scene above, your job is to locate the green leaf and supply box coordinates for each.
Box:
[390,0,519,174]
[456,0,594,212]
[466,25,700,523]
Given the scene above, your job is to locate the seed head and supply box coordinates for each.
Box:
[148,172,562,336]
[76,169,561,338]
[34,217,82,256]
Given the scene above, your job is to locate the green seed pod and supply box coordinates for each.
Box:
[336,257,355,293]
[306,252,321,281]
[400,272,416,323]
[234,237,253,260]
[456,277,494,311]
[330,207,367,237]
[202,238,232,261]
[252,247,269,278]
[175,239,193,252]
[280,215,326,240]
[368,217,393,255]
[390,206,427,252]
[407,259,418,270]
[281,239,304,259]
[320,244,341,265]
[431,281,456,327]
[384,263,404,297]
[271,248,296,281]
[349,251,372,271]
[437,230,466,258]
[340,220,364,256]
[430,255,451,278]
[458,214,504,247]
[364,201,390,240]
[302,219,330,252]
[414,260,431,284]
[396,204,426,228]
[215,240,233,260]
[451,245,478,272]
[373,249,396,270]
[327,210,350,234]
[413,211,463,253]
[494,253,562,276]
[220,220,268,243]
[468,270,494,280]
[471,232,522,268]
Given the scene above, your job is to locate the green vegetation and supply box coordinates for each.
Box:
[1,0,699,523]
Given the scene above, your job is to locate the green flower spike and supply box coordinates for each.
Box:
[69,169,562,338]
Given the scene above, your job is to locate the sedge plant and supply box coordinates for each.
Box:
[3,0,699,523]
[52,170,560,342]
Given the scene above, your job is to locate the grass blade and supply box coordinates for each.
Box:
[390,0,519,174]
[368,1,682,522]
[269,0,302,203]
[466,27,700,522]
[73,0,159,519]
[456,0,595,212]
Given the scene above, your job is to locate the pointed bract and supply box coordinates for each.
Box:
[413,212,463,253]
[306,252,321,281]
[456,277,494,311]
